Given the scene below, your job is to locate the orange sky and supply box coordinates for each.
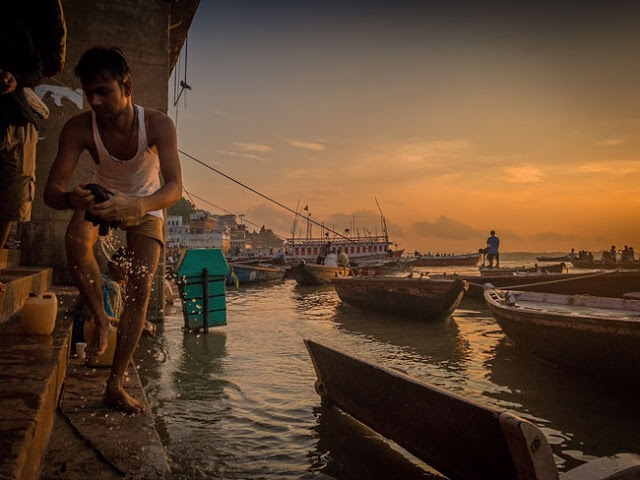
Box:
[171,2,640,253]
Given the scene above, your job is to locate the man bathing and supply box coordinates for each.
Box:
[44,47,182,413]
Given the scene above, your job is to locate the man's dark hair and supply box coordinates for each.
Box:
[74,46,132,85]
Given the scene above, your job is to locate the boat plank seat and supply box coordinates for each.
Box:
[304,340,640,480]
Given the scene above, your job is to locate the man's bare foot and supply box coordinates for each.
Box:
[85,322,111,360]
[103,385,147,415]
[0,281,4,293]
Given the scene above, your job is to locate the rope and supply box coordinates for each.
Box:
[179,149,356,242]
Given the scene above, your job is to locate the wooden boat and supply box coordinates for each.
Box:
[536,255,571,262]
[479,262,567,276]
[331,276,467,319]
[288,260,352,286]
[445,269,640,299]
[413,252,481,267]
[304,339,640,480]
[571,259,640,270]
[484,286,640,384]
[226,263,285,286]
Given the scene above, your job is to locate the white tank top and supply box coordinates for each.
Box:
[91,105,163,219]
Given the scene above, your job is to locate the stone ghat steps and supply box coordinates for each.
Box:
[0,286,77,480]
[1,247,53,325]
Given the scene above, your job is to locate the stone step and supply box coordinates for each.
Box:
[0,286,78,480]
[0,267,53,324]
[0,249,21,270]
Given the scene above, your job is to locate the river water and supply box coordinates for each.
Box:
[136,253,640,479]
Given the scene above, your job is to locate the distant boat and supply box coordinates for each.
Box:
[332,276,467,320]
[536,255,571,262]
[571,259,640,270]
[484,286,640,384]
[288,261,352,286]
[227,263,285,286]
[413,252,481,267]
[445,269,640,299]
[479,262,568,276]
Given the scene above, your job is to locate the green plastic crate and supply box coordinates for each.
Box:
[176,249,230,329]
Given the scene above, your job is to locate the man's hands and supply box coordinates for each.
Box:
[0,71,17,94]
[87,190,143,221]
[68,185,143,221]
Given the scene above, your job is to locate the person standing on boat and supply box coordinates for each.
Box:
[44,47,182,414]
[486,230,500,268]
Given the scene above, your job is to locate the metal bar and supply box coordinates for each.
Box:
[202,268,209,334]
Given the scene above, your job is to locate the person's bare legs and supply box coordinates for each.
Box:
[103,233,160,414]
[65,210,110,357]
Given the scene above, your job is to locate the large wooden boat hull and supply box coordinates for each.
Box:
[332,276,467,319]
[413,252,481,267]
[304,340,640,480]
[571,259,640,270]
[227,263,285,285]
[484,287,640,382]
[456,270,640,299]
[288,261,352,286]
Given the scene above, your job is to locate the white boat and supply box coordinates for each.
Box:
[484,286,640,384]
[286,204,394,262]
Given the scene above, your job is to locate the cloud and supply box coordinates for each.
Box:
[411,216,482,240]
[595,138,624,147]
[502,164,544,183]
[245,203,295,237]
[233,142,273,153]
[241,153,268,163]
[530,231,580,243]
[287,139,326,151]
[577,161,640,175]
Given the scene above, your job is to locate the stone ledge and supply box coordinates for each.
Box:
[43,361,170,479]
[0,267,54,324]
[0,288,77,480]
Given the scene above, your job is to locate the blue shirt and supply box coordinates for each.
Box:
[486,235,500,254]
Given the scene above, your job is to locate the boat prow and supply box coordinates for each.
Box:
[304,340,640,480]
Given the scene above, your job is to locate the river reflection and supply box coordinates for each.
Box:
[137,279,640,479]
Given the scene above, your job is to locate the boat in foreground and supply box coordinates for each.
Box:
[413,252,481,267]
[332,276,467,319]
[287,260,352,286]
[304,339,640,480]
[484,286,640,383]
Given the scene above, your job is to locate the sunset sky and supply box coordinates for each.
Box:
[170,2,640,253]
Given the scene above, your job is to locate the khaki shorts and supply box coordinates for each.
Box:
[120,214,164,246]
[0,123,38,222]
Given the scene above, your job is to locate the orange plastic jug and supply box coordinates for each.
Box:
[84,318,118,367]
[21,292,58,335]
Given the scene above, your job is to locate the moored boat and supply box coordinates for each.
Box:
[484,286,640,384]
[444,269,640,299]
[479,262,567,276]
[536,255,571,262]
[413,252,481,267]
[332,276,467,319]
[288,260,352,286]
[304,340,640,480]
[571,259,640,270]
[226,263,286,286]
